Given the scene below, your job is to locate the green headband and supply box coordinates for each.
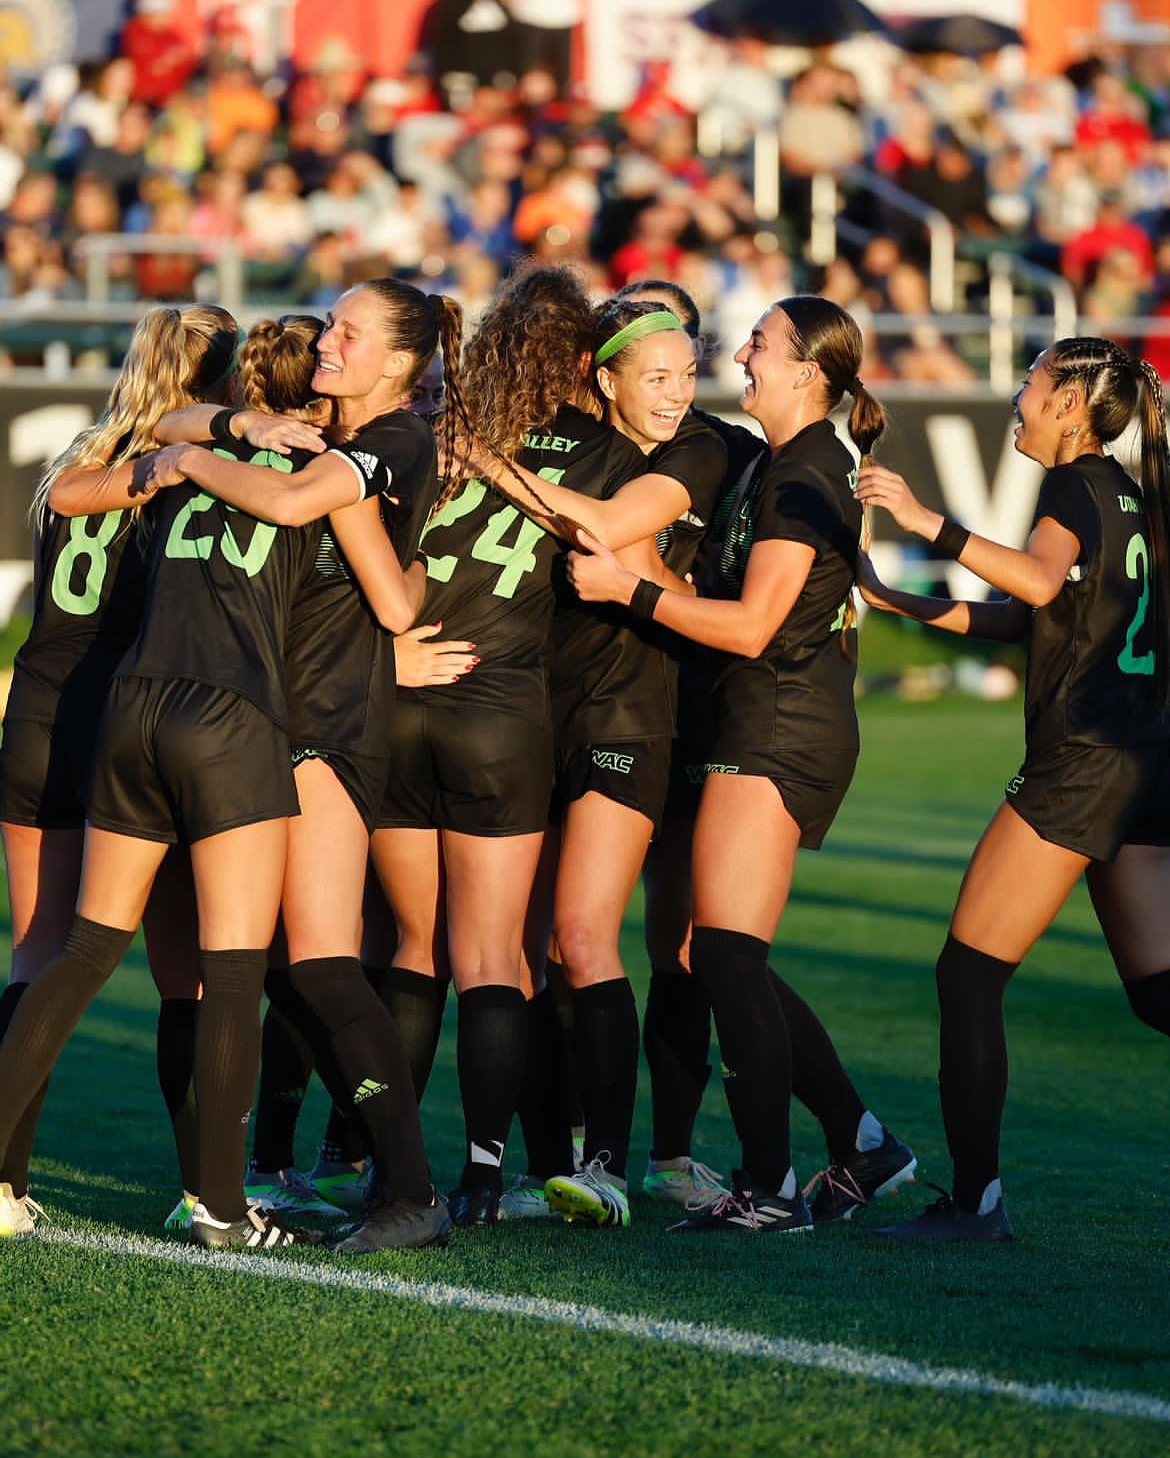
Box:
[595,310,684,366]
[209,328,247,390]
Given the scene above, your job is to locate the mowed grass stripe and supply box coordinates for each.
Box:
[38,1225,1170,1428]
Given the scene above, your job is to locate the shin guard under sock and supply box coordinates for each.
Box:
[769,968,866,1164]
[0,917,134,1162]
[456,983,527,1192]
[515,986,576,1180]
[691,926,792,1193]
[546,958,584,1129]
[643,967,711,1162]
[935,934,1018,1212]
[250,998,313,1173]
[368,966,447,1101]
[195,948,267,1223]
[156,997,200,1195]
[287,957,430,1205]
[570,979,639,1181]
[1125,970,1170,1036]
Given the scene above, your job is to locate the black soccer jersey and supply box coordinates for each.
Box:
[8,504,148,723]
[118,441,315,731]
[286,411,440,752]
[412,403,642,708]
[328,408,437,564]
[550,414,727,745]
[710,418,862,755]
[1024,454,1163,752]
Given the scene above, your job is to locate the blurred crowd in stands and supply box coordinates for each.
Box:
[0,1,1167,383]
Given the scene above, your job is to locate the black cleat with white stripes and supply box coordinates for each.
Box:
[667,1172,813,1234]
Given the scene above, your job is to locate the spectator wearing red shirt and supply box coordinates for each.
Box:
[1061,193,1155,292]
[1074,72,1154,166]
[121,0,199,109]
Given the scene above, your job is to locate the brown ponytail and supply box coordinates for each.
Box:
[237,315,322,414]
[1134,356,1170,713]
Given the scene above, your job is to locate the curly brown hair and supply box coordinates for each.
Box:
[462,263,596,460]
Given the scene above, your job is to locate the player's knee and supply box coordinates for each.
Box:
[1124,971,1170,1037]
[554,916,620,987]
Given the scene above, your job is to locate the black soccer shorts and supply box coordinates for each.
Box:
[88,676,300,844]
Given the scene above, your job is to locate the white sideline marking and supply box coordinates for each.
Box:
[38,1227,1170,1426]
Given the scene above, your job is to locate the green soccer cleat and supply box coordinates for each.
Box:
[498,1175,559,1220]
[164,1192,198,1232]
[545,1155,630,1228]
[642,1156,729,1209]
[309,1159,372,1214]
[0,1181,44,1238]
[245,1167,349,1225]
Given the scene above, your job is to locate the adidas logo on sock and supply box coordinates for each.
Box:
[353,1078,390,1103]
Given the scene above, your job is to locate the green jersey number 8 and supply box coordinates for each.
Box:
[50,510,124,617]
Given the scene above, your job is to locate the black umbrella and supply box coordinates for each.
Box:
[897,14,1024,56]
[689,0,889,48]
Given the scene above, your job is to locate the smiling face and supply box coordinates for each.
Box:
[1012,349,1069,467]
[598,329,697,452]
[734,306,814,430]
[312,287,411,404]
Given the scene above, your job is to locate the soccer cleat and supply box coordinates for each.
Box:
[498,1175,558,1220]
[245,1167,348,1224]
[804,1129,918,1223]
[545,1154,630,1228]
[642,1156,730,1209]
[188,1199,323,1250]
[571,1132,585,1173]
[874,1183,1014,1243]
[446,1183,502,1227]
[164,1192,198,1232]
[668,1171,813,1234]
[0,1181,45,1238]
[332,1191,453,1253]
[310,1159,372,1214]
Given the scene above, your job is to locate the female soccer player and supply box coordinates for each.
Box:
[0,305,239,1239]
[614,281,914,1222]
[853,338,1170,1240]
[470,299,728,1227]
[143,282,470,1251]
[567,296,908,1233]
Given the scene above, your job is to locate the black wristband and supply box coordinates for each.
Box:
[933,517,970,560]
[209,409,239,445]
[629,579,664,622]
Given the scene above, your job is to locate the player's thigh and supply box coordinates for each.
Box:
[77,826,170,932]
[950,801,1089,962]
[282,757,369,962]
[1,821,84,982]
[643,812,695,972]
[554,792,653,983]
[442,828,544,988]
[142,845,201,999]
[691,773,800,942]
[1086,844,1170,981]
[369,824,444,975]
[189,817,288,951]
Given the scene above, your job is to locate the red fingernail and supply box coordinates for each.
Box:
[472,657,480,664]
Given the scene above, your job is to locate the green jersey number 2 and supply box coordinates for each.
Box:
[422,469,561,599]
[50,510,125,617]
[1118,531,1155,677]
[162,450,290,578]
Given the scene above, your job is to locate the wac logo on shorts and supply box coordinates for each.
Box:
[592,749,634,774]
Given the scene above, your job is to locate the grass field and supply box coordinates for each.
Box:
[3,695,1169,1456]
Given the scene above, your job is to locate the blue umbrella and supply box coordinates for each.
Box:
[689,0,890,46]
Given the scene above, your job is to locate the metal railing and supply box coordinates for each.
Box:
[73,234,245,310]
[987,253,1079,392]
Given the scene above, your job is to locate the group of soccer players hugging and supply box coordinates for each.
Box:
[0,260,1167,1253]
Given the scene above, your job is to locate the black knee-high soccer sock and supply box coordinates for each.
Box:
[320,1100,369,1166]
[546,958,584,1129]
[250,999,314,1174]
[0,917,134,1164]
[195,949,267,1223]
[0,983,47,1199]
[935,934,1018,1212]
[1125,970,1170,1036]
[156,998,200,1195]
[286,957,430,1205]
[368,966,448,1101]
[457,983,528,1192]
[691,926,792,1194]
[769,968,866,1165]
[643,967,712,1162]
[515,986,576,1180]
[571,979,639,1181]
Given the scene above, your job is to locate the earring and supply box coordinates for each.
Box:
[1064,425,1080,437]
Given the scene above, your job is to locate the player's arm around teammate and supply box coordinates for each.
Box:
[568,297,903,1234]
[853,339,1170,1240]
